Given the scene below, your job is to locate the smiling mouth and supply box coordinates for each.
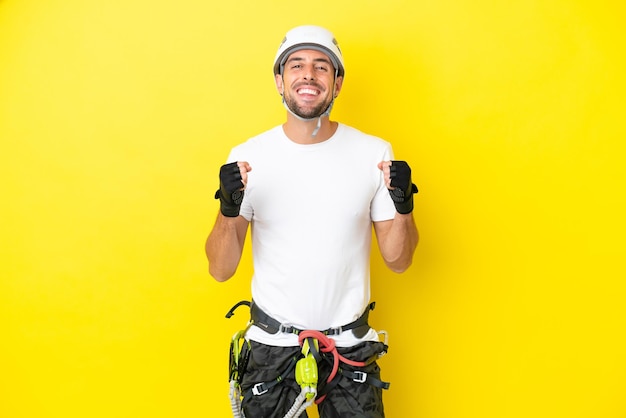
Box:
[297,88,320,96]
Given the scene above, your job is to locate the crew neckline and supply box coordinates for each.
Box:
[279,123,344,149]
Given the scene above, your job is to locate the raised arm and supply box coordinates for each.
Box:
[205,161,252,281]
[374,160,419,273]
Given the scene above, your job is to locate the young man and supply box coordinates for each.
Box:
[206,25,419,418]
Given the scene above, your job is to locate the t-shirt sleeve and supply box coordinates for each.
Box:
[370,143,397,222]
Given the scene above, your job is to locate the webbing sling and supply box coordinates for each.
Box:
[250,301,376,338]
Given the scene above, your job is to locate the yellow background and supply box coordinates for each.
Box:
[1,1,625,417]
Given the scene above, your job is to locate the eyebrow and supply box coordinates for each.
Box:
[286,56,333,66]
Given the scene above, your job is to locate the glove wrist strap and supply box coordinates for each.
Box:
[389,183,418,214]
[215,189,242,217]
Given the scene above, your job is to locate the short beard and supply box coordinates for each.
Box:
[284,94,332,119]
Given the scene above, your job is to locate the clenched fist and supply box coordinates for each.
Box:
[378,160,418,214]
[215,161,251,217]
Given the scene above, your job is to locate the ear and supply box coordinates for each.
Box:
[275,74,284,95]
[333,75,344,97]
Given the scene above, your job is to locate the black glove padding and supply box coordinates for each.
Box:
[214,162,244,217]
[388,160,418,214]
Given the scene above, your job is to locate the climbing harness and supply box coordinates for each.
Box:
[225,300,390,418]
[250,300,376,339]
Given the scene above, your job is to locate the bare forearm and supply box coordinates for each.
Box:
[205,214,248,281]
[377,213,419,273]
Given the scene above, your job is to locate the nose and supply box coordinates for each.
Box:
[303,65,315,81]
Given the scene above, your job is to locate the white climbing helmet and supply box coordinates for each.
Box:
[273,25,345,78]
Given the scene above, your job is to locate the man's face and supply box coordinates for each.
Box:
[276,49,343,119]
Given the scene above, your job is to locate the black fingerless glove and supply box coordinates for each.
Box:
[214,162,244,217]
[388,160,418,214]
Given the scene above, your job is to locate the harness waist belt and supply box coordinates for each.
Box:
[250,301,375,339]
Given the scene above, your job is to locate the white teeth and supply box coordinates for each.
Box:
[298,88,319,95]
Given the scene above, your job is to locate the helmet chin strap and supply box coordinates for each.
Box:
[281,97,334,137]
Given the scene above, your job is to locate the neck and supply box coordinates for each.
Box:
[282,114,337,144]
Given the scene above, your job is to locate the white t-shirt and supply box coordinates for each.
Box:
[227,123,397,346]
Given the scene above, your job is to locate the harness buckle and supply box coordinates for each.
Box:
[252,382,269,396]
[325,326,342,336]
[353,371,367,384]
[278,323,298,334]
